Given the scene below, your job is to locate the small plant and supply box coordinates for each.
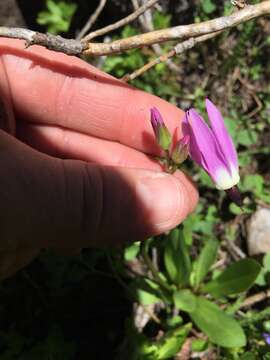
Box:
[37,0,77,34]
[114,231,260,359]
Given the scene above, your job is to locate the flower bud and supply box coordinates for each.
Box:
[150,107,172,150]
[171,135,190,165]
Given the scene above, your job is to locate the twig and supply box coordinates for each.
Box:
[0,27,86,55]
[132,0,180,73]
[84,1,270,55]
[239,290,270,309]
[122,31,221,82]
[82,0,160,42]
[247,93,263,118]
[141,241,171,292]
[131,0,150,32]
[225,239,246,260]
[0,1,269,57]
[76,0,107,40]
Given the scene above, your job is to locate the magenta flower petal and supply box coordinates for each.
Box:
[183,110,229,183]
[182,113,203,166]
[183,104,240,190]
[206,98,238,172]
[150,107,164,138]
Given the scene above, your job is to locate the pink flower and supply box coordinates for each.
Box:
[183,99,240,191]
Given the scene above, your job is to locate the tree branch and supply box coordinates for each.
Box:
[84,1,270,56]
[131,0,181,73]
[82,0,160,42]
[122,31,222,82]
[0,27,86,55]
[76,0,107,40]
[0,1,269,58]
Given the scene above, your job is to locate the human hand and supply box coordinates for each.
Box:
[0,38,198,279]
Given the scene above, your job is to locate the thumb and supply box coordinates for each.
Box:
[0,130,197,251]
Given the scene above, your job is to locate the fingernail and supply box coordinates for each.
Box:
[137,173,188,232]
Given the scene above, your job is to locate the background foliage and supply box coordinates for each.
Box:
[1,0,270,359]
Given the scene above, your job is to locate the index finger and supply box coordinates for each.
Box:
[0,38,184,155]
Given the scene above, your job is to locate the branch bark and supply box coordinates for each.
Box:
[84,1,270,56]
[0,27,86,55]
[0,1,269,57]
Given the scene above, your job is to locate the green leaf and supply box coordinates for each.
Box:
[202,0,216,14]
[173,289,197,313]
[255,267,267,286]
[156,325,191,359]
[191,338,208,352]
[229,202,243,215]
[124,242,140,261]
[37,0,77,34]
[121,25,138,38]
[189,297,246,348]
[153,11,171,29]
[194,240,218,287]
[203,258,261,298]
[263,253,270,271]
[165,315,183,329]
[182,221,193,246]
[164,228,191,286]
[47,0,61,15]
[130,278,161,305]
[241,174,264,195]
[237,129,258,147]
[240,352,256,360]
[263,320,270,332]
[198,168,213,188]
[255,253,270,286]
[224,117,238,143]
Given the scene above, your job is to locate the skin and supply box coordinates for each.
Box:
[0,38,198,279]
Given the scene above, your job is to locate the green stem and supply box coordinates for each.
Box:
[141,241,171,292]
[106,252,131,292]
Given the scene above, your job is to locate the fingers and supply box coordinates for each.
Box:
[17,122,163,170]
[0,130,197,253]
[0,38,184,155]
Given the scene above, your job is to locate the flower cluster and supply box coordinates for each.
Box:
[150,99,241,205]
[150,107,189,168]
